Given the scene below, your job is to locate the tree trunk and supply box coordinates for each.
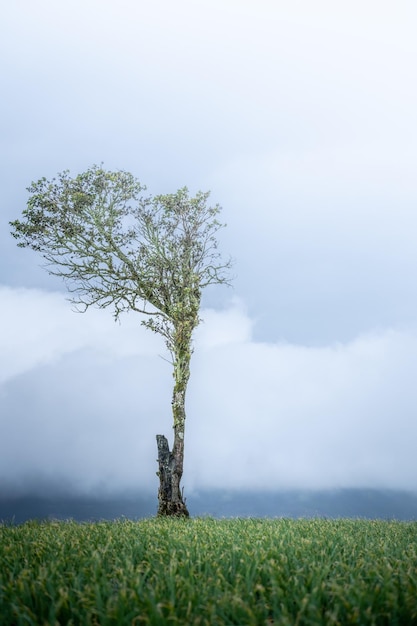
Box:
[155,320,193,517]
[156,434,189,517]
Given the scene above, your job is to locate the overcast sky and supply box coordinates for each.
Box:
[1,1,417,497]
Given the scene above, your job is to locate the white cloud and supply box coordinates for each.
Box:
[194,299,253,349]
[1,287,416,494]
[187,326,417,491]
[0,286,163,385]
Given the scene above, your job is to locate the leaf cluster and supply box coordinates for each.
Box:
[10,165,232,353]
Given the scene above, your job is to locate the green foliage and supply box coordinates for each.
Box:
[10,165,231,355]
[1,517,416,625]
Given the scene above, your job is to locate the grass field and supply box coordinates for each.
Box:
[1,517,416,625]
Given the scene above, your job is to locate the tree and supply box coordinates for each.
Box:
[10,165,232,517]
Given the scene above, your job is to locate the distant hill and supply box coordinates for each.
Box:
[188,488,417,520]
[1,488,417,523]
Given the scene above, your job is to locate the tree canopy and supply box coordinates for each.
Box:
[11,165,231,357]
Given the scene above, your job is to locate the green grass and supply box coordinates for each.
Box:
[1,517,416,625]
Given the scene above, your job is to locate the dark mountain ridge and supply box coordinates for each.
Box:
[2,488,417,523]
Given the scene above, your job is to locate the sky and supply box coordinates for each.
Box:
[1,0,417,498]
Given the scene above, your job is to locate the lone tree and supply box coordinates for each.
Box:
[10,165,232,517]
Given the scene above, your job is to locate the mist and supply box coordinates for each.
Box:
[1,287,416,499]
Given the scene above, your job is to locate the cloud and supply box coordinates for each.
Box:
[1,286,416,495]
[0,286,162,385]
[188,326,417,491]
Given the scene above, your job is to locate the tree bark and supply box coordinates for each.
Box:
[155,320,193,517]
[156,434,189,517]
